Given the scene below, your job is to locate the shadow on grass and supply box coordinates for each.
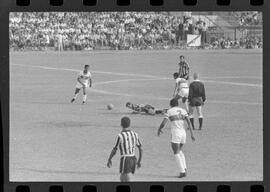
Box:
[14,167,176,179]
[44,121,157,129]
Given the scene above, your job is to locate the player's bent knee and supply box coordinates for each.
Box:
[171,142,181,154]
[75,88,80,93]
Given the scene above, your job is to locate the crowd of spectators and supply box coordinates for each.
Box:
[9,12,262,51]
[208,37,262,49]
[176,12,208,45]
[10,12,181,51]
[233,12,262,27]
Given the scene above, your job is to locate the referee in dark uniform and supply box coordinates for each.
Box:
[188,73,206,130]
[107,116,143,182]
[178,55,190,80]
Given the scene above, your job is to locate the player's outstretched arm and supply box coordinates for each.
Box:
[202,83,206,103]
[89,78,92,87]
[185,117,195,141]
[157,118,168,136]
[107,147,117,168]
[188,83,193,102]
[137,146,143,168]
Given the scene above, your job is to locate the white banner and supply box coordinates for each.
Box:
[187,34,201,47]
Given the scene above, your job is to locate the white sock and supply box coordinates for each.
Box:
[73,93,78,99]
[174,154,185,173]
[83,95,87,102]
[179,151,187,170]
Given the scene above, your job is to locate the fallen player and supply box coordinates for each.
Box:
[126,102,167,115]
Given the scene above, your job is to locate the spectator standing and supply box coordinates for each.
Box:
[57,33,63,51]
[201,22,207,44]
[177,21,184,45]
[183,22,189,41]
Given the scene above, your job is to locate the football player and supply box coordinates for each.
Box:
[173,72,189,111]
[126,102,167,115]
[157,99,195,178]
[70,65,92,104]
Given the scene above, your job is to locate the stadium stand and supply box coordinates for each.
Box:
[9,12,262,51]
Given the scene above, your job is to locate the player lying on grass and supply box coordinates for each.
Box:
[70,65,92,104]
[126,102,167,115]
[157,99,195,178]
[107,117,143,182]
[173,72,189,111]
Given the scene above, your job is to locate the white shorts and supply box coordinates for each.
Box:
[75,82,88,89]
[178,88,189,98]
[171,129,186,144]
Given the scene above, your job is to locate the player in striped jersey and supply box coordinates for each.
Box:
[107,117,143,182]
[157,99,195,178]
[178,55,190,80]
[70,65,92,104]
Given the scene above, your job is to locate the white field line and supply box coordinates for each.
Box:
[203,79,262,88]
[204,76,262,80]
[90,88,262,106]
[94,78,169,85]
[11,63,158,78]
[11,63,262,88]
[115,77,262,88]
[11,63,263,105]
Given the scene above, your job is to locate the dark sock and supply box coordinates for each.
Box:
[199,118,203,129]
[190,118,195,129]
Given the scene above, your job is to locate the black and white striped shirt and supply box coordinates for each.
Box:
[113,130,142,157]
[178,61,189,78]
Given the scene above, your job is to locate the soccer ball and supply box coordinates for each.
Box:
[107,104,114,110]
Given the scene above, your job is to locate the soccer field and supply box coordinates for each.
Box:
[9,49,263,181]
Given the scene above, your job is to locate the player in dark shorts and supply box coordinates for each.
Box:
[107,117,143,182]
[126,102,167,115]
[178,55,190,80]
[188,73,206,130]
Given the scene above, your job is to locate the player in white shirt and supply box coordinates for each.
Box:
[157,99,195,178]
[70,65,92,104]
[172,72,189,111]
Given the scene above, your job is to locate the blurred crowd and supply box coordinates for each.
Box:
[233,12,262,27]
[9,12,262,51]
[10,12,179,51]
[208,37,262,49]
[176,12,208,45]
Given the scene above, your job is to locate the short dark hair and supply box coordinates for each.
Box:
[173,72,179,78]
[84,65,90,68]
[170,98,179,107]
[180,55,185,59]
[121,116,130,128]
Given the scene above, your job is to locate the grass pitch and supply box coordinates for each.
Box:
[10,49,263,181]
